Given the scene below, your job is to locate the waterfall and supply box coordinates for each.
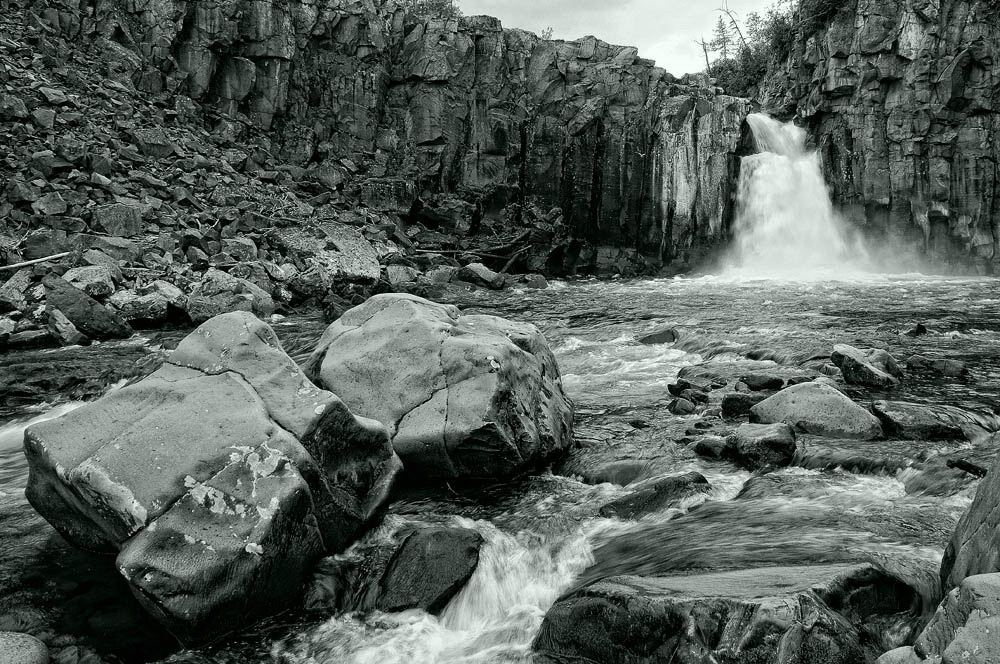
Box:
[725,113,868,278]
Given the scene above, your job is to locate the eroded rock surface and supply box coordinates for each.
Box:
[305,294,574,479]
[23,312,401,645]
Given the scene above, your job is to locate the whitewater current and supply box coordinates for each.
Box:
[1,275,998,663]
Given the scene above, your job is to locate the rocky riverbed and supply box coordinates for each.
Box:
[2,274,1000,664]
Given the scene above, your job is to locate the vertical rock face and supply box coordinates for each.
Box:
[74,0,750,266]
[762,0,1000,273]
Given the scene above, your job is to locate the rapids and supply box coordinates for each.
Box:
[1,275,999,663]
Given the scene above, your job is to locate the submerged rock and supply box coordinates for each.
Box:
[751,382,884,440]
[23,312,401,645]
[598,472,709,519]
[304,294,574,479]
[534,564,919,664]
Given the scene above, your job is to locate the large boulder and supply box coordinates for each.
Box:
[304,294,574,479]
[24,312,401,645]
[832,344,901,389]
[267,222,381,284]
[534,564,919,664]
[878,573,1000,664]
[941,434,1000,591]
[750,382,884,440]
[42,275,132,340]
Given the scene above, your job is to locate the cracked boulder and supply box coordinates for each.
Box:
[304,294,574,479]
[23,312,401,645]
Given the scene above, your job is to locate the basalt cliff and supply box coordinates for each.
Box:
[3,0,1000,290]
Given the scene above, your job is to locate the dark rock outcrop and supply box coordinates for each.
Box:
[23,312,401,645]
[376,527,484,615]
[942,433,1000,591]
[305,294,574,479]
[534,564,920,664]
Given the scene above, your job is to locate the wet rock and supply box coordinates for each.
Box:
[878,573,1000,664]
[376,528,483,615]
[598,472,709,519]
[721,392,770,418]
[0,632,49,664]
[515,274,549,289]
[727,422,797,469]
[691,435,728,459]
[305,294,574,479]
[24,312,401,645]
[535,564,918,664]
[667,397,696,415]
[907,354,968,378]
[61,265,117,297]
[739,372,785,391]
[872,401,966,441]
[3,329,56,350]
[455,263,505,289]
[751,382,884,440]
[42,275,132,340]
[637,326,678,345]
[942,434,1000,591]
[832,344,901,389]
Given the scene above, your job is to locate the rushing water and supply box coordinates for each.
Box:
[1,275,999,663]
[727,114,870,278]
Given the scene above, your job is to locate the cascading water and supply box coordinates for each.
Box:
[725,113,868,278]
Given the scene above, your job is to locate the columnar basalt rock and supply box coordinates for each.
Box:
[49,0,751,268]
[761,0,1000,273]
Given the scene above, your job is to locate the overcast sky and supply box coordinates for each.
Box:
[458,0,774,76]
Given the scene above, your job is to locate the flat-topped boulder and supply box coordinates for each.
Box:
[304,294,574,479]
[751,381,884,440]
[534,564,919,664]
[24,312,401,645]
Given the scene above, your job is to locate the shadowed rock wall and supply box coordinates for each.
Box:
[762,0,1000,273]
[57,0,750,267]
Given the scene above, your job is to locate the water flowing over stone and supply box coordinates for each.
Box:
[727,114,868,278]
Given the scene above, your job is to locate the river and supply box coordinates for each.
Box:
[1,274,998,663]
